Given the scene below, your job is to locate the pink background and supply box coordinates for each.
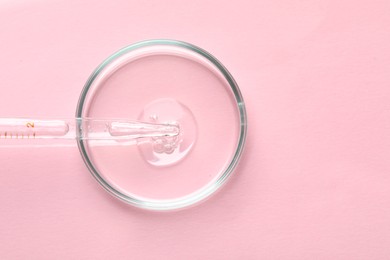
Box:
[1,0,390,259]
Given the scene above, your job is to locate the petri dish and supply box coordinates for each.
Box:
[76,39,247,211]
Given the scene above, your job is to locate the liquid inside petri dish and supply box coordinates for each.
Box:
[138,98,197,167]
[81,50,240,201]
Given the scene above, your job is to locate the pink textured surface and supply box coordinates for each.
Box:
[1,0,390,259]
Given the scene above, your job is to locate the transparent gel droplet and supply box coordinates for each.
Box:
[138,98,197,167]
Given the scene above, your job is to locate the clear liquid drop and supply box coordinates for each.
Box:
[138,98,197,167]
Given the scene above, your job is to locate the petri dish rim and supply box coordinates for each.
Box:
[76,39,247,211]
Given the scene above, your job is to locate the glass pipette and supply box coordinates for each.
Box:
[0,118,179,146]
